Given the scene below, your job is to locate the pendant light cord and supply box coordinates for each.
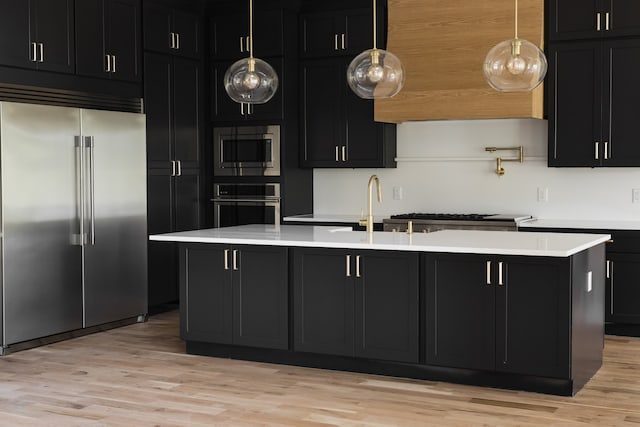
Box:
[372,0,377,50]
[249,0,254,58]
[514,0,519,39]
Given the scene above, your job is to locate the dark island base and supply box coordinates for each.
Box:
[186,341,584,396]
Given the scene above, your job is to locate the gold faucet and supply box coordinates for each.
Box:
[359,175,382,233]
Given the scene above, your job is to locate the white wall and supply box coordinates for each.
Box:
[313,119,640,220]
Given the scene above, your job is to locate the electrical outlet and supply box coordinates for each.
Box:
[633,188,640,203]
[537,187,548,202]
[393,186,403,200]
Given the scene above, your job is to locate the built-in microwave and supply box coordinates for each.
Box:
[213,125,280,176]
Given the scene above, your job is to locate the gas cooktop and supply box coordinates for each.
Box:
[388,213,533,222]
[383,213,534,232]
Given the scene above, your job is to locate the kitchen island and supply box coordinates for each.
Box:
[150,225,610,396]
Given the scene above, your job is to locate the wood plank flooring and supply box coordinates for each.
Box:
[1,311,640,426]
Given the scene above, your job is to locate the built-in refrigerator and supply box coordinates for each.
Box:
[0,101,147,349]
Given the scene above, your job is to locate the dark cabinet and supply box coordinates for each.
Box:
[0,0,74,73]
[549,39,640,167]
[145,52,203,307]
[423,253,571,379]
[211,58,284,122]
[210,9,283,60]
[76,0,141,82]
[550,0,640,41]
[293,247,419,363]
[143,2,201,59]
[180,244,288,350]
[300,57,396,168]
[605,232,640,324]
[300,9,372,58]
[145,53,202,169]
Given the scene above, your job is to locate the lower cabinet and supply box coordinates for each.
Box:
[423,253,571,379]
[606,252,640,323]
[179,244,288,350]
[292,247,419,363]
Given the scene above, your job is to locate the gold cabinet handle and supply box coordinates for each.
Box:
[342,145,347,162]
[232,249,239,271]
[604,141,609,160]
[38,43,44,62]
[31,42,37,62]
[224,249,230,270]
[486,261,492,285]
[606,12,610,31]
[346,255,351,277]
[595,141,600,160]
[356,255,361,278]
[335,145,339,162]
[498,261,504,286]
[597,12,601,31]
[171,32,176,49]
[106,54,111,72]
[341,33,346,50]
[334,34,339,50]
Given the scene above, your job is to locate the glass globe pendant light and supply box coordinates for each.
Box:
[347,0,405,99]
[224,0,278,104]
[483,0,547,92]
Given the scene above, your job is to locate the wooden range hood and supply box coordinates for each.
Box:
[375,0,544,123]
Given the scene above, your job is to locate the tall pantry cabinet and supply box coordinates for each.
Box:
[144,0,204,308]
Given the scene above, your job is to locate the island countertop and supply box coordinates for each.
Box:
[149,224,610,257]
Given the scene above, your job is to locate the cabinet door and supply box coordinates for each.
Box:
[210,13,248,60]
[548,42,602,167]
[173,57,202,168]
[253,9,284,57]
[172,10,201,59]
[355,251,419,363]
[32,0,74,73]
[180,244,233,343]
[148,241,178,306]
[0,0,31,69]
[144,53,173,168]
[343,87,383,167]
[300,58,344,166]
[143,2,173,55]
[232,246,288,350]
[301,12,341,57]
[342,9,372,55]
[293,248,354,356]
[75,0,107,79]
[603,39,640,166]
[607,253,640,323]
[549,0,602,41]
[495,257,571,378]
[174,169,201,232]
[605,0,640,37]
[423,254,495,371]
[105,0,141,82]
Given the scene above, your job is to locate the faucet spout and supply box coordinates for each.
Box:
[359,174,382,233]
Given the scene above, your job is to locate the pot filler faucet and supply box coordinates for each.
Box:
[359,174,382,233]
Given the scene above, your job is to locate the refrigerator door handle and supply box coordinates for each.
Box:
[85,136,96,246]
[73,136,85,245]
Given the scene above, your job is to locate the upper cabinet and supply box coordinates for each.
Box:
[0,0,74,74]
[210,9,283,60]
[300,9,373,58]
[374,0,545,122]
[144,2,201,59]
[76,0,142,82]
[550,0,640,41]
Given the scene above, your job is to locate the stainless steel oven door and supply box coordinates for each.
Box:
[212,199,281,228]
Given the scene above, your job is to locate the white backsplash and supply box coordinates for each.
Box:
[313,119,640,220]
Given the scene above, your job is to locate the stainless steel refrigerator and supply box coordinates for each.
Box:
[0,101,147,348]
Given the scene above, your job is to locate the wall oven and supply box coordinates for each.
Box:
[213,125,280,176]
[212,183,280,228]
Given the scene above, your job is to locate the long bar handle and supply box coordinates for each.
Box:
[498,261,504,286]
[38,43,44,62]
[75,136,85,245]
[86,136,96,245]
[224,249,230,270]
[597,12,601,31]
[171,32,176,49]
[604,142,609,160]
[609,260,614,315]
[346,255,351,277]
[605,12,610,31]
[595,141,600,160]
[232,249,239,271]
[341,33,346,50]
[112,55,116,73]
[356,255,361,278]
[335,145,339,162]
[342,145,347,162]
[176,160,182,177]
[176,32,180,50]
[106,54,111,72]
[334,34,339,51]
[486,261,492,285]
[31,42,37,62]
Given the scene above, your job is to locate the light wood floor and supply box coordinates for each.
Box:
[1,312,640,426]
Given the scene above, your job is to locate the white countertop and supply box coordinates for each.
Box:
[283,214,384,224]
[520,218,640,231]
[149,225,610,257]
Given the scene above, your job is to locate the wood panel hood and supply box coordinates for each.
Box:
[375,0,544,123]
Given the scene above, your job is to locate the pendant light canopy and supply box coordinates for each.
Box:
[224,0,278,104]
[347,0,405,99]
[483,0,547,92]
